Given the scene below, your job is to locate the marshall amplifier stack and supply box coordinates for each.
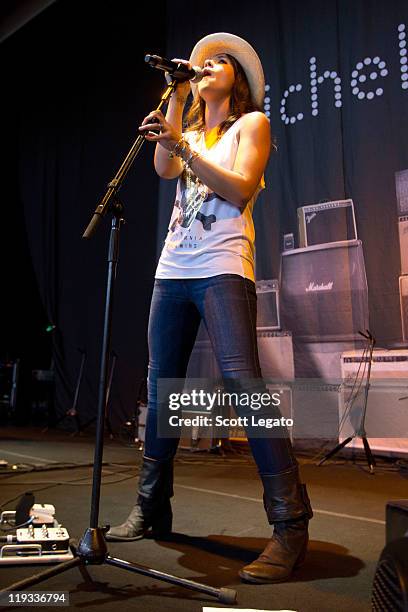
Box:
[396,170,408,341]
[280,198,369,379]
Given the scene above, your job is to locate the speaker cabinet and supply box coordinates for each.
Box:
[256,279,280,330]
[386,500,408,544]
[396,169,408,216]
[280,240,369,342]
[372,538,408,611]
[398,218,408,275]
[339,349,408,456]
[179,409,222,451]
[372,493,408,611]
[400,276,408,341]
[187,324,294,382]
[298,199,357,247]
[228,384,293,441]
[257,330,294,380]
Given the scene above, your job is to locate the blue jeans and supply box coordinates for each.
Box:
[144,273,297,475]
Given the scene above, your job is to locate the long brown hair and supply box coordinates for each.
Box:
[184,53,261,140]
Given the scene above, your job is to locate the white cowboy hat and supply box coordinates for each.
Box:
[189,32,265,109]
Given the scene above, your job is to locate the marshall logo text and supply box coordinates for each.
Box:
[305,281,334,292]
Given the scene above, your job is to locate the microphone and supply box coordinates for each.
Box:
[145,55,204,83]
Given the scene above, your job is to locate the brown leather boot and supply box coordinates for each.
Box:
[105,457,173,542]
[239,466,313,584]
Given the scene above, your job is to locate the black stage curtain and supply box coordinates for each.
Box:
[1,0,166,428]
[159,0,408,343]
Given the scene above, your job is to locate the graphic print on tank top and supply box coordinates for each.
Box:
[169,166,210,231]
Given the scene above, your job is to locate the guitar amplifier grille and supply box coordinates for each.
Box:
[280,240,369,342]
[298,199,357,247]
[256,279,280,330]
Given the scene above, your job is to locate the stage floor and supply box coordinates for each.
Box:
[0,427,407,612]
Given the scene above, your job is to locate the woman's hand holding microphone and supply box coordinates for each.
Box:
[138,58,192,152]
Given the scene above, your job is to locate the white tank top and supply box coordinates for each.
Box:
[155,112,265,282]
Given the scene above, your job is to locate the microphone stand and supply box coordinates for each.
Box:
[80,351,117,436]
[0,75,236,605]
[318,330,377,474]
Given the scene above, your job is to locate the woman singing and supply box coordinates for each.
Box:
[106,32,313,584]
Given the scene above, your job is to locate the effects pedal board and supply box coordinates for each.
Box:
[0,519,73,565]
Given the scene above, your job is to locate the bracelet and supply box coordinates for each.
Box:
[168,137,187,159]
[183,149,200,169]
[168,137,200,168]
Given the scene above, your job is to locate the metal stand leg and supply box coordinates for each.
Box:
[318,331,377,474]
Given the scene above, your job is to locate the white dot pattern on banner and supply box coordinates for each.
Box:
[351,57,387,100]
[264,84,271,118]
[263,84,271,117]
[399,24,408,89]
[309,56,342,116]
[280,81,303,124]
